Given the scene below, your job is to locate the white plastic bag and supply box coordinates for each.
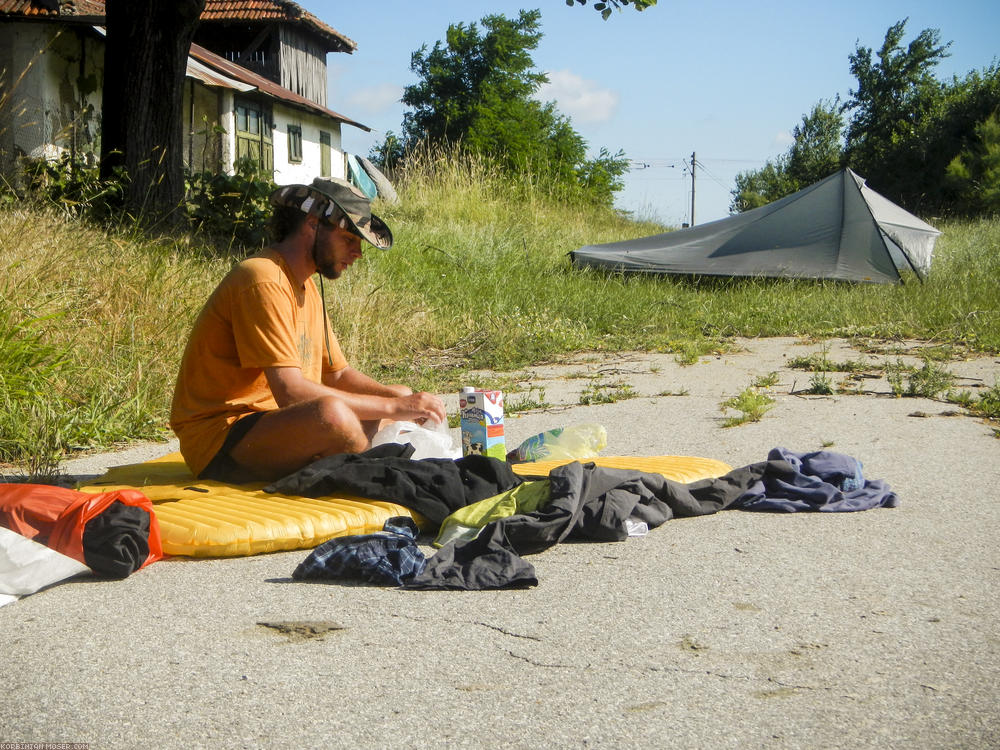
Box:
[371,420,462,460]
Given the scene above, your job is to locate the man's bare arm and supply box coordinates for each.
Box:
[323,366,409,398]
[266,366,446,424]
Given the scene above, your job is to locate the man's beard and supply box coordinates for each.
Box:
[317,262,341,280]
[313,237,341,279]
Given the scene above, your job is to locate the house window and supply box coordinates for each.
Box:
[287,125,302,163]
[235,104,260,135]
[319,130,331,177]
[234,97,273,173]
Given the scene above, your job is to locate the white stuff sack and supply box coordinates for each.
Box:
[371,420,461,460]
[0,526,91,607]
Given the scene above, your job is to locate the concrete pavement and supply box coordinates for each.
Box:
[2,337,998,749]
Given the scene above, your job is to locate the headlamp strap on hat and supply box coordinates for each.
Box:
[318,275,334,367]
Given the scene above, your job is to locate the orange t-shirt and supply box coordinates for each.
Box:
[169,249,348,476]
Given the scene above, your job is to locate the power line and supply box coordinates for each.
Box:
[627,152,764,225]
[628,159,685,170]
[692,159,735,194]
[629,156,766,165]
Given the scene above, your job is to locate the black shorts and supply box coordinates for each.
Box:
[197,411,266,484]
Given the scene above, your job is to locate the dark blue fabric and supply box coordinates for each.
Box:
[293,516,426,585]
[735,447,898,512]
[770,446,865,491]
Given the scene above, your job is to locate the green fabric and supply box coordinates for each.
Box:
[433,480,551,548]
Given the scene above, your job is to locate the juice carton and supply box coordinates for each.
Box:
[459,388,505,460]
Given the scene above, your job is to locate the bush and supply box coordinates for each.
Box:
[17,153,124,219]
[185,157,275,252]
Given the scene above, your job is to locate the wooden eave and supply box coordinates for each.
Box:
[189,41,370,132]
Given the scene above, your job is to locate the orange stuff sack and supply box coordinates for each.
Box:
[0,485,162,578]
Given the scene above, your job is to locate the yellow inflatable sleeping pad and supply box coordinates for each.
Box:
[511,455,732,483]
[79,452,731,558]
[79,452,427,558]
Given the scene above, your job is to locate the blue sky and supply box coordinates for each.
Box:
[309,0,998,226]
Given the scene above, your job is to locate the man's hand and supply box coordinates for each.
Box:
[391,391,447,426]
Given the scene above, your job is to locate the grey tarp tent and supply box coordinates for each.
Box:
[571,169,940,284]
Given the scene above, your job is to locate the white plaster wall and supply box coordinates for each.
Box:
[271,105,345,186]
[218,89,236,174]
[0,23,103,165]
[0,23,59,161]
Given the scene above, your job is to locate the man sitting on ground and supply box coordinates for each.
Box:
[170,177,446,483]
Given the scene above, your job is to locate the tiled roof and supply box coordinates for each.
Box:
[200,0,356,53]
[0,0,356,52]
[190,41,370,132]
[0,0,104,17]
[0,0,368,129]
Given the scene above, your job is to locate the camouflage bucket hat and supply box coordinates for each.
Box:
[269,177,393,249]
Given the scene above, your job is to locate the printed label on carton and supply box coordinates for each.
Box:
[460,390,505,460]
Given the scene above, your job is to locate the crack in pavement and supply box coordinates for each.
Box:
[506,650,580,669]
[475,621,543,641]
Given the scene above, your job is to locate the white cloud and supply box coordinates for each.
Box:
[536,69,619,124]
[346,83,405,116]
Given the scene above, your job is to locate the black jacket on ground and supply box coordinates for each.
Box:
[264,443,522,524]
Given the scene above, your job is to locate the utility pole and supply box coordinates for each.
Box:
[690,151,696,226]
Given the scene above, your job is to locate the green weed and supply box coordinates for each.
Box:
[906,360,955,398]
[720,387,776,428]
[788,344,870,373]
[805,372,835,395]
[969,382,1000,421]
[884,359,912,397]
[946,389,976,408]
[883,358,956,398]
[919,344,958,362]
[672,340,708,366]
[579,380,638,405]
[788,343,836,372]
[752,371,780,388]
[506,386,551,413]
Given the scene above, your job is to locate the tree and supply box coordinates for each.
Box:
[568,0,657,21]
[734,21,999,216]
[100,0,206,225]
[369,130,406,171]
[575,146,630,206]
[398,10,627,207]
[946,112,1000,214]
[731,158,797,212]
[786,99,844,186]
[402,11,548,151]
[842,19,950,201]
[731,100,844,212]
[916,64,1000,213]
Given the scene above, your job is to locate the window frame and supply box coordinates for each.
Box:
[287,124,303,163]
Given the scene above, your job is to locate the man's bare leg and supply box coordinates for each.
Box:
[228,396,369,481]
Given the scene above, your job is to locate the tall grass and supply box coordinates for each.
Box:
[0,207,228,471]
[1,146,998,470]
[340,148,1000,375]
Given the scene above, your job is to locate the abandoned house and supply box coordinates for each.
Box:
[0,0,372,186]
